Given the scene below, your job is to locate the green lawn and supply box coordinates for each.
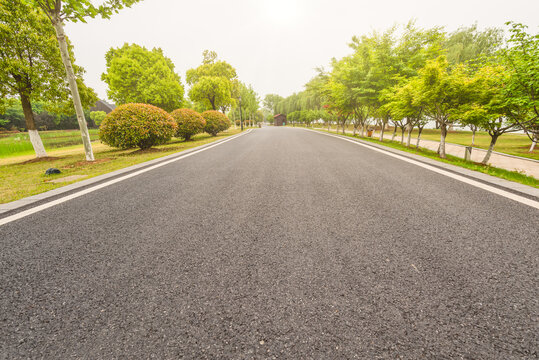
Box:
[0,129,242,204]
[414,129,537,160]
[0,129,100,158]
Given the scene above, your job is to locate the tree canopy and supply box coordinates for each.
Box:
[186,50,238,112]
[102,43,184,112]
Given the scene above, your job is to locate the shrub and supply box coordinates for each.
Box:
[202,110,231,136]
[170,108,206,141]
[99,103,177,149]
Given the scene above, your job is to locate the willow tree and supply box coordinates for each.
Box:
[29,0,140,161]
[0,0,96,158]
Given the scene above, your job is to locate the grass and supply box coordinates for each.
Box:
[316,125,537,160]
[0,129,100,158]
[411,128,537,160]
[0,128,242,204]
[312,127,539,188]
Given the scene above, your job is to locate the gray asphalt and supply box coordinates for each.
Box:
[1,127,538,359]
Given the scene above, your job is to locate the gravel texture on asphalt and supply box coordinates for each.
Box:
[1,127,538,359]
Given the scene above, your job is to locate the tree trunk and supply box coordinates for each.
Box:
[471,128,476,146]
[481,134,498,165]
[52,19,94,161]
[20,92,47,158]
[439,124,447,158]
[360,124,365,137]
[529,136,537,152]
[406,123,412,147]
[416,127,423,148]
[379,122,385,141]
[327,121,330,131]
[391,126,397,141]
[400,127,405,144]
[353,125,357,136]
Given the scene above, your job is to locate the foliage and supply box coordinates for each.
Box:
[102,43,184,111]
[99,103,177,149]
[186,50,238,111]
[202,110,231,136]
[27,0,140,23]
[170,108,206,141]
[500,22,539,143]
[444,24,504,65]
[89,111,107,126]
[0,0,97,117]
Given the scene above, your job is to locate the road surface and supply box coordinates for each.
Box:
[1,127,538,358]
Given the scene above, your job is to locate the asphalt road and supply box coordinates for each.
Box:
[1,127,538,359]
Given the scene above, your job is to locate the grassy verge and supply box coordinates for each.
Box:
[313,128,539,188]
[0,129,242,204]
[0,129,101,158]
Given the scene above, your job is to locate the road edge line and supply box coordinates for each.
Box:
[305,128,539,210]
[0,130,253,226]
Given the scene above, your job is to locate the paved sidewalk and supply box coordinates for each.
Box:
[317,128,539,179]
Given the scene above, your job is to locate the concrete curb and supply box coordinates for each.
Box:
[305,128,539,199]
[0,130,253,216]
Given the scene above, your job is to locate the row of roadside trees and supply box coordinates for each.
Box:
[1,0,261,160]
[265,22,538,164]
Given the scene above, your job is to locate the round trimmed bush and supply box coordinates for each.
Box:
[170,108,206,141]
[202,110,231,136]
[99,103,177,149]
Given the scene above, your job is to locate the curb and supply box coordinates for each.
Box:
[0,130,252,217]
[305,128,539,200]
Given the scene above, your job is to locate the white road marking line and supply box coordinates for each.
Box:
[306,129,539,210]
[0,130,252,227]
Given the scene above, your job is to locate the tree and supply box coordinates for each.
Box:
[501,22,539,152]
[457,64,521,164]
[263,94,284,114]
[444,24,504,65]
[29,0,140,161]
[90,111,106,127]
[0,0,96,157]
[186,50,237,112]
[414,56,469,158]
[102,43,184,111]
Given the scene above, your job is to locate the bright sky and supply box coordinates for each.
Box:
[65,0,539,102]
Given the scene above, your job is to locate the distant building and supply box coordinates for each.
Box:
[90,100,116,114]
[274,114,286,126]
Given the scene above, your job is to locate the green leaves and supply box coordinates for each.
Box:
[101,43,184,112]
[27,0,141,23]
[99,103,177,149]
[0,0,95,109]
[186,51,238,111]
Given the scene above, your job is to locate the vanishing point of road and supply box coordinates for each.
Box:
[1,127,538,358]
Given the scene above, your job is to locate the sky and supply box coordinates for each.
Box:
[65,0,539,103]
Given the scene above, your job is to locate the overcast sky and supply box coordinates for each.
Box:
[65,0,539,103]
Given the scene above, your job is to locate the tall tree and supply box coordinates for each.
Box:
[0,0,96,157]
[457,64,521,164]
[263,94,284,114]
[186,50,238,112]
[102,43,184,111]
[444,24,504,65]
[501,22,539,152]
[30,0,140,161]
[414,56,469,158]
